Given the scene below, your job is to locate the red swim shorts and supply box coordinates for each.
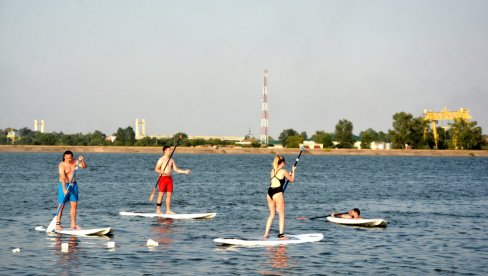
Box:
[158,176,173,192]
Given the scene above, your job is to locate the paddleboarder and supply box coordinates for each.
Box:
[56,150,87,230]
[154,145,191,214]
[264,155,296,239]
[331,208,361,219]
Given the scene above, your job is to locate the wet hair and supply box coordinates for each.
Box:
[352,208,360,215]
[272,155,286,170]
[62,150,73,161]
[162,146,170,152]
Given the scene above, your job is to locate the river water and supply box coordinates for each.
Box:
[0,152,487,275]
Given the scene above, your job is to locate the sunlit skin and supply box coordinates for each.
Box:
[154,147,191,214]
[56,153,86,230]
[331,209,361,219]
[264,156,296,239]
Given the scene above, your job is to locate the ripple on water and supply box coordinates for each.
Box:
[0,153,487,275]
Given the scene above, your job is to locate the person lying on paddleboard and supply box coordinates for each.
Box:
[264,155,296,239]
[331,208,361,219]
[154,145,191,214]
[56,150,87,230]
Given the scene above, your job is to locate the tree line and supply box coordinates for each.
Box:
[0,127,249,147]
[1,111,486,150]
[277,112,486,150]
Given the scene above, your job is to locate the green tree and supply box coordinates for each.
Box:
[0,129,6,144]
[114,127,136,146]
[251,141,261,148]
[311,131,333,147]
[135,136,159,146]
[59,133,74,145]
[285,135,304,148]
[36,133,57,145]
[377,131,389,142]
[169,132,188,146]
[16,127,35,144]
[389,112,412,148]
[410,117,429,149]
[278,129,299,144]
[359,128,378,149]
[449,119,484,149]
[389,112,429,149]
[334,119,355,148]
[435,127,449,149]
[87,130,107,146]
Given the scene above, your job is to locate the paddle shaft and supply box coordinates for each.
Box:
[283,147,304,192]
[309,213,346,220]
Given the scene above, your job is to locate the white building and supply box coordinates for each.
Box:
[299,140,323,149]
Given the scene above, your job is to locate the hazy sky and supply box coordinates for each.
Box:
[1,0,487,138]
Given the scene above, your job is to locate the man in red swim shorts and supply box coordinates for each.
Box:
[157,175,174,193]
[154,146,191,214]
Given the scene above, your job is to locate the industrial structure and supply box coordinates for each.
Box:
[34,119,45,133]
[423,107,472,149]
[260,69,269,145]
[135,118,146,139]
[133,118,244,142]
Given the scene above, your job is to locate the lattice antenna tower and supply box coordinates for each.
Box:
[260,69,269,145]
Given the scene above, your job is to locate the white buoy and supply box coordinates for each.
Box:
[61,242,69,252]
[12,248,20,254]
[35,226,45,231]
[146,239,158,247]
[107,241,115,248]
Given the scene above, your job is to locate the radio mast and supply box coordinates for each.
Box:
[260,69,269,145]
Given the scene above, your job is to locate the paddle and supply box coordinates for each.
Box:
[148,134,182,202]
[297,213,347,221]
[283,146,305,192]
[46,160,80,233]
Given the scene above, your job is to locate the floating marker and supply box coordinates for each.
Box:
[35,226,45,231]
[12,248,20,253]
[146,239,158,247]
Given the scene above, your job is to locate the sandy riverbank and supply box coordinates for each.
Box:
[1,145,487,157]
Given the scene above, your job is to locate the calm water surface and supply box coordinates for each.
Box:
[0,152,487,275]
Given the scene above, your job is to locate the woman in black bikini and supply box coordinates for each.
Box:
[264,155,296,239]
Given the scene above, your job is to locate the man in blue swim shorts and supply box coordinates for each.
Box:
[56,150,87,230]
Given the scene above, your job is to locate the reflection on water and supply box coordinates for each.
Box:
[267,245,289,269]
[151,218,175,247]
[54,235,80,274]
[258,245,289,275]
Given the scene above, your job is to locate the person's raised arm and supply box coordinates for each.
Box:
[283,166,296,182]
[172,160,190,174]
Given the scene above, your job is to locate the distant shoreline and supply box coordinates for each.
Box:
[1,145,487,157]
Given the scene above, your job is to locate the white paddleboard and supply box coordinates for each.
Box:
[35,226,112,236]
[326,216,388,227]
[119,211,216,219]
[213,233,324,247]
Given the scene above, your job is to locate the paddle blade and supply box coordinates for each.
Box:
[148,188,156,202]
[46,216,58,233]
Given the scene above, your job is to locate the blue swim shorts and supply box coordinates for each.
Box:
[58,181,79,203]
